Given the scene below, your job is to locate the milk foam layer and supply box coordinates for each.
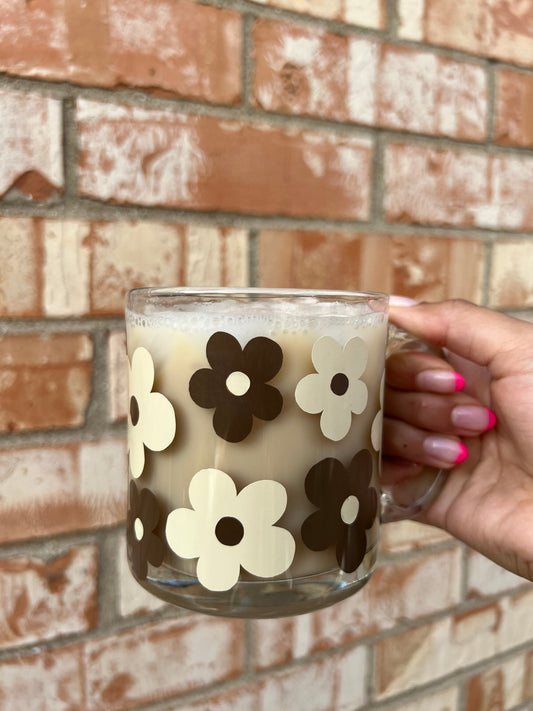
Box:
[127,298,386,343]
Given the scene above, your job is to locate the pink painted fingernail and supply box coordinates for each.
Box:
[389,295,420,307]
[423,436,469,465]
[451,406,497,432]
[416,370,465,393]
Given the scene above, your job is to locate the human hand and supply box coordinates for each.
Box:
[384,299,533,582]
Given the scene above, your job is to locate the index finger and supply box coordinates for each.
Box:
[389,300,528,377]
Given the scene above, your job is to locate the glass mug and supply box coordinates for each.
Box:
[125,288,444,618]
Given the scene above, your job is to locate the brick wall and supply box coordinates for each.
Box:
[0,1,532,710]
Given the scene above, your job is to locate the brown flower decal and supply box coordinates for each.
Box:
[127,480,164,580]
[301,449,378,574]
[189,331,283,442]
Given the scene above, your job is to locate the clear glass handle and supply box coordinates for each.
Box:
[381,324,447,523]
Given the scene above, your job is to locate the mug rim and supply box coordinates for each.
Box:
[127,286,389,303]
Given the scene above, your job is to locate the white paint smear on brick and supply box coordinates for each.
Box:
[344,0,383,29]
[380,49,438,134]
[77,99,207,206]
[347,38,378,125]
[397,0,425,40]
[0,89,63,194]
[0,218,39,316]
[377,589,533,699]
[251,0,341,20]
[44,220,91,317]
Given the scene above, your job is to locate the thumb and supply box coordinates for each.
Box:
[389,299,528,375]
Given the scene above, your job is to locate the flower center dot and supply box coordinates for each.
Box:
[215,516,244,546]
[130,396,140,426]
[330,373,349,396]
[340,495,359,525]
[134,517,144,541]
[226,371,251,397]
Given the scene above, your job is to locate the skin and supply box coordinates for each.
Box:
[384,299,533,582]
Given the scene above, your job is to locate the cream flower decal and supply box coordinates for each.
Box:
[128,346,176,479]
[295,336,369,441]
[371,373,385,451]
[165,468,295,592]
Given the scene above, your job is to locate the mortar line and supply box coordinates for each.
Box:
[2,197,533,240]
[241,11,255,109]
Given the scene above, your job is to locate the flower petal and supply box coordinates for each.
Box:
[342,337,368,380]
[295,373,327,414]
[139,487,160,530]
[189,368,224,408]
[336,525,367,573]
[213,400,253,442]
[345,379,368,415]
[146,533,164,568]
[206,332,243,373]
[311,336,343,375]
[371,410,382,451]
[357,486,378,530]
[304,457,348,508]
[249,383,283,421]
[243,336,283,382]
[196,547,241,592]
[237,479,288,527]
[130,347,155,395]
[166,507,204,559]
[301,509,339,551]
[347,449,373,490]
[320,402,352,441]
[128,435,146,479]
[140,392,176,452]
[188,468,237,515]
[240,525,295,579]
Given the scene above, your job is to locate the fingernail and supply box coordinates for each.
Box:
[451,406,497,432]
[416,370,466,393]
[423,436,469,464]
[389,295,420,307]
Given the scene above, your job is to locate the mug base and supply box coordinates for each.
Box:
[131,550,377,618]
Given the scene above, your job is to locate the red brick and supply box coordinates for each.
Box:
[170,645,368,711]
[385,143,533,231]
[88,222,249,315]
[0,333,92,432]
[375,588,533,699]
[465,651,533,711]
[0,217,251,319]
[257,230,484,302]
[0,218,43,317]
[398,0,533,68]
[0,546,98,650]
[496,69,533,148]
[0,439,126,543]
[253,20,350,122]
[253,21,486,140]
[467,550,526,598]
[0,89,62,200]
[0,0,241,104]
[490,239,533,309]
[0,645,84,711]
[254,549,461,669]
[251,0,386,28]
[117,536,167,617]
[89,221,183,314]
[84,617,245,710]
[77,99,372,220]
[380,520,453,553]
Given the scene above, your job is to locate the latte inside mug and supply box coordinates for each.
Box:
[125,288,444,618]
